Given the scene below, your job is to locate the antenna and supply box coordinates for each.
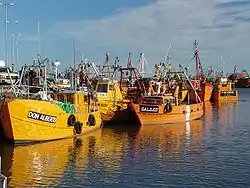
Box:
[81,53,84,62]
[105,51,110,79]
[0,1,14,66]
[37,20,41,54]
[127,52,132,68]
[73,37,76,69]
[16,34,21,68]
[221,56,224,76]
[72,37,76,90]
[164,42,172,64]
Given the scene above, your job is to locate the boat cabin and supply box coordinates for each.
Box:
[50,91,98,113]
[95,79,123,101]
[0,66,19,85]
[139,95,176,106]
[214,77,237,97]
[118,67,145,99]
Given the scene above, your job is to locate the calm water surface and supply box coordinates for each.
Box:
[1,89,250,188]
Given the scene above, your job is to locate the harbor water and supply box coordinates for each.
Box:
[0,89,250,188]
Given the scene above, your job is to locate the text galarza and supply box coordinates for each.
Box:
[140,106,159,113]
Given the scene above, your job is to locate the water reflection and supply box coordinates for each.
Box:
[204,101,238,127]
[0,130,102,188]
[0,96,246,188]
[0,121,205,187]
[134,120,203,157]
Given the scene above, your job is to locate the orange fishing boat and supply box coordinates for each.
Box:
[131,94,203,125]
[190,81,213,102]
[131,83,204,125]
[189,40,213,102]
[211,77,238,102]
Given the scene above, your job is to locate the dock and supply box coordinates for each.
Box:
[0,157,7,188]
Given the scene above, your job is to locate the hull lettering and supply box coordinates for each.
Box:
[140,105,159,113]
[28,111,57,123]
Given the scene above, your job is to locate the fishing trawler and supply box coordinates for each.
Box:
[131,86,203,125]
[95,78,134,123]
[0,58,102,143]
[211,77,238,102]
[189,41,213,102]
[90,52,137,124]
[122,63,204,125]
[229,66,250,88]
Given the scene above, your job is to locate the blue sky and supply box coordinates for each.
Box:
[0,0,249,73]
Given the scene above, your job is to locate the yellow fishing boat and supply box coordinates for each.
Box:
[95,79,136,124]
[211,77,238,102]
[0,90,102,143]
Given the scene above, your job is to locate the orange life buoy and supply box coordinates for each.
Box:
[193,81,199,90]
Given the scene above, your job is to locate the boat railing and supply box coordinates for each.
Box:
[139,98,163,106]
[0,84,46,100]
[0,157,7,188]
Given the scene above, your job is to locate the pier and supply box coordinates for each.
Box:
[0,157,7,188]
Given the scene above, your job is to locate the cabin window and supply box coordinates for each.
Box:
[67,94,74,104]
[164,98,175,104]
[97,84,108,92]
[84,95,88,103]
[109,84,114,91]
[58,95,65,102]
[139,97,163,105]
[0,68,8,73]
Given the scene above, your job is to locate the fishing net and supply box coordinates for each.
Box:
[56,101,75,114]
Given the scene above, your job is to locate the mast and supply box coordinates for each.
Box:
[193,40,203,79]
[164,42,172,65]
[127,52,132,68]
[138,53,145,74]
[220,56,224,76]
[72,37,76,91]
[105,51,110,79]
[12,33,15,66]
[37,20,41,54]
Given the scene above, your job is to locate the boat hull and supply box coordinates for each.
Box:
[190,83,213,102]
[99,101,138,124]
[235,78,250,88]
[1,99,102,143]
[211,90,238,102]
[131,102,204,125]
